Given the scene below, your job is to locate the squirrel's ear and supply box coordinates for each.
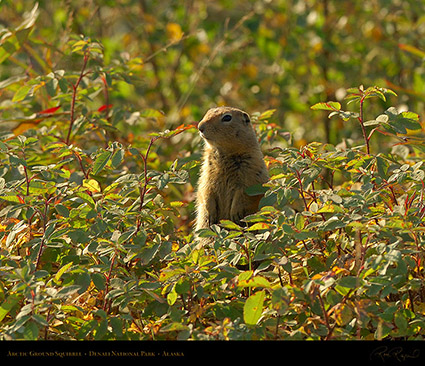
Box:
[242,112,250,124]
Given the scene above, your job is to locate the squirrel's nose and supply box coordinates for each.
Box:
[198,123,205,133]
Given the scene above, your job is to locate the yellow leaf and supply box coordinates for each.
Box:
[128,322,143,334]
[311,273,324,280]
[317,203,344,213]
[332,266,349,275]
[166,23,183,41]
[83,179,101,193]
[247,222,270,231]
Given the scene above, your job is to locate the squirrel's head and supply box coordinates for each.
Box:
[198,107,258,153]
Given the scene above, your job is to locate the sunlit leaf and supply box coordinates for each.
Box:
[310,102,341,111]
[92,150,112,175]
[238,275,271,288]
[399,43,425,59]
[12,85,33,102]
[83,179,101,193]
[243,290,265,325]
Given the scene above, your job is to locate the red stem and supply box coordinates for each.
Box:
[34,196,51,271]
[66,52,89,145]
[295,170,309,211]
[103,253,116,312]
[358,97,370,155]
[136,137,158,232]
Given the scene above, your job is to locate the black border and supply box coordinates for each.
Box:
[1,340,425,364]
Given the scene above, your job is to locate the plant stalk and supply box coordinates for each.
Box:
[66,51,89,145]
[136,137,157,232]
[358,97,370,155]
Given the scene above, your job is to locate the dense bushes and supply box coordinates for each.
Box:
[1,2,425,340]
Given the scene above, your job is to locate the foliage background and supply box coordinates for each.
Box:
[0,0,425,340]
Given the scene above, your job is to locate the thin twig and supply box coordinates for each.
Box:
[358,97,370,155]
[34,196,51,271]
[295,170,309,211]
[103,253,116,311]
[66,51,89,145]
[136,137,158,232]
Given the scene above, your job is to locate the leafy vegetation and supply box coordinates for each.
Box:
[1,1,425,340]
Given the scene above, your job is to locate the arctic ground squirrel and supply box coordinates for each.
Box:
[195,106,269,242]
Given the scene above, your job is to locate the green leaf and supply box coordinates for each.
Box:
[175,279,190,294]
[0,28,32,64]
[140,108,164,119]
[0,193,24,203]
[245,183,268,196]
[258,109,276,120]
[55,262,73,283]
[111,148,125,168]
[338,276,360,289]
[399,43,425,59]
[294,213,305,230]
[243,290,266,325]
[239,271,253,282]
[76,191,95,208]
[246,222,270,231]
[28,180,56,195]
[196,228,217,238]
[68,229,90,244]
[56,204,70,217]
[12,85,33,102]
[0,75,26,89]
[56,285,81,299]
[75,272,91,294]
[109,317,123,338]
[140,243,160,265]
[23,321,39,340]
[385,108,421,133]
[160,322,190,332]
[0,295,21,322]
[94,319,108,340]
[91,273,106,291]
[219,219,242,230]
[376,156,389,179]
[335,304,354,326]
[398,111,421,130]
[92,150,112,175]
[394,311,408,333]
[311,101,341,111]
[328,110,359,121]
[238,275,271,288]
[322,216,345,231]
[167,287,178,305]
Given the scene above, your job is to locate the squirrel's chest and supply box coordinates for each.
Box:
[209,154,250,184]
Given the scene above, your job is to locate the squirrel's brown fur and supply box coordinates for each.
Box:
[195,107,269,241]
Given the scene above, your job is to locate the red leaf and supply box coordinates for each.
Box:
[98,104,112,112]
[39,106,61,114]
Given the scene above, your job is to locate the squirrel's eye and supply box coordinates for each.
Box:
[221,114,232,122]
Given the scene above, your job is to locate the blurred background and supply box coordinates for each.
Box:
[1,0,425,148]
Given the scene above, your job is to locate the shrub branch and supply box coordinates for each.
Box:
[65,51,89,145]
